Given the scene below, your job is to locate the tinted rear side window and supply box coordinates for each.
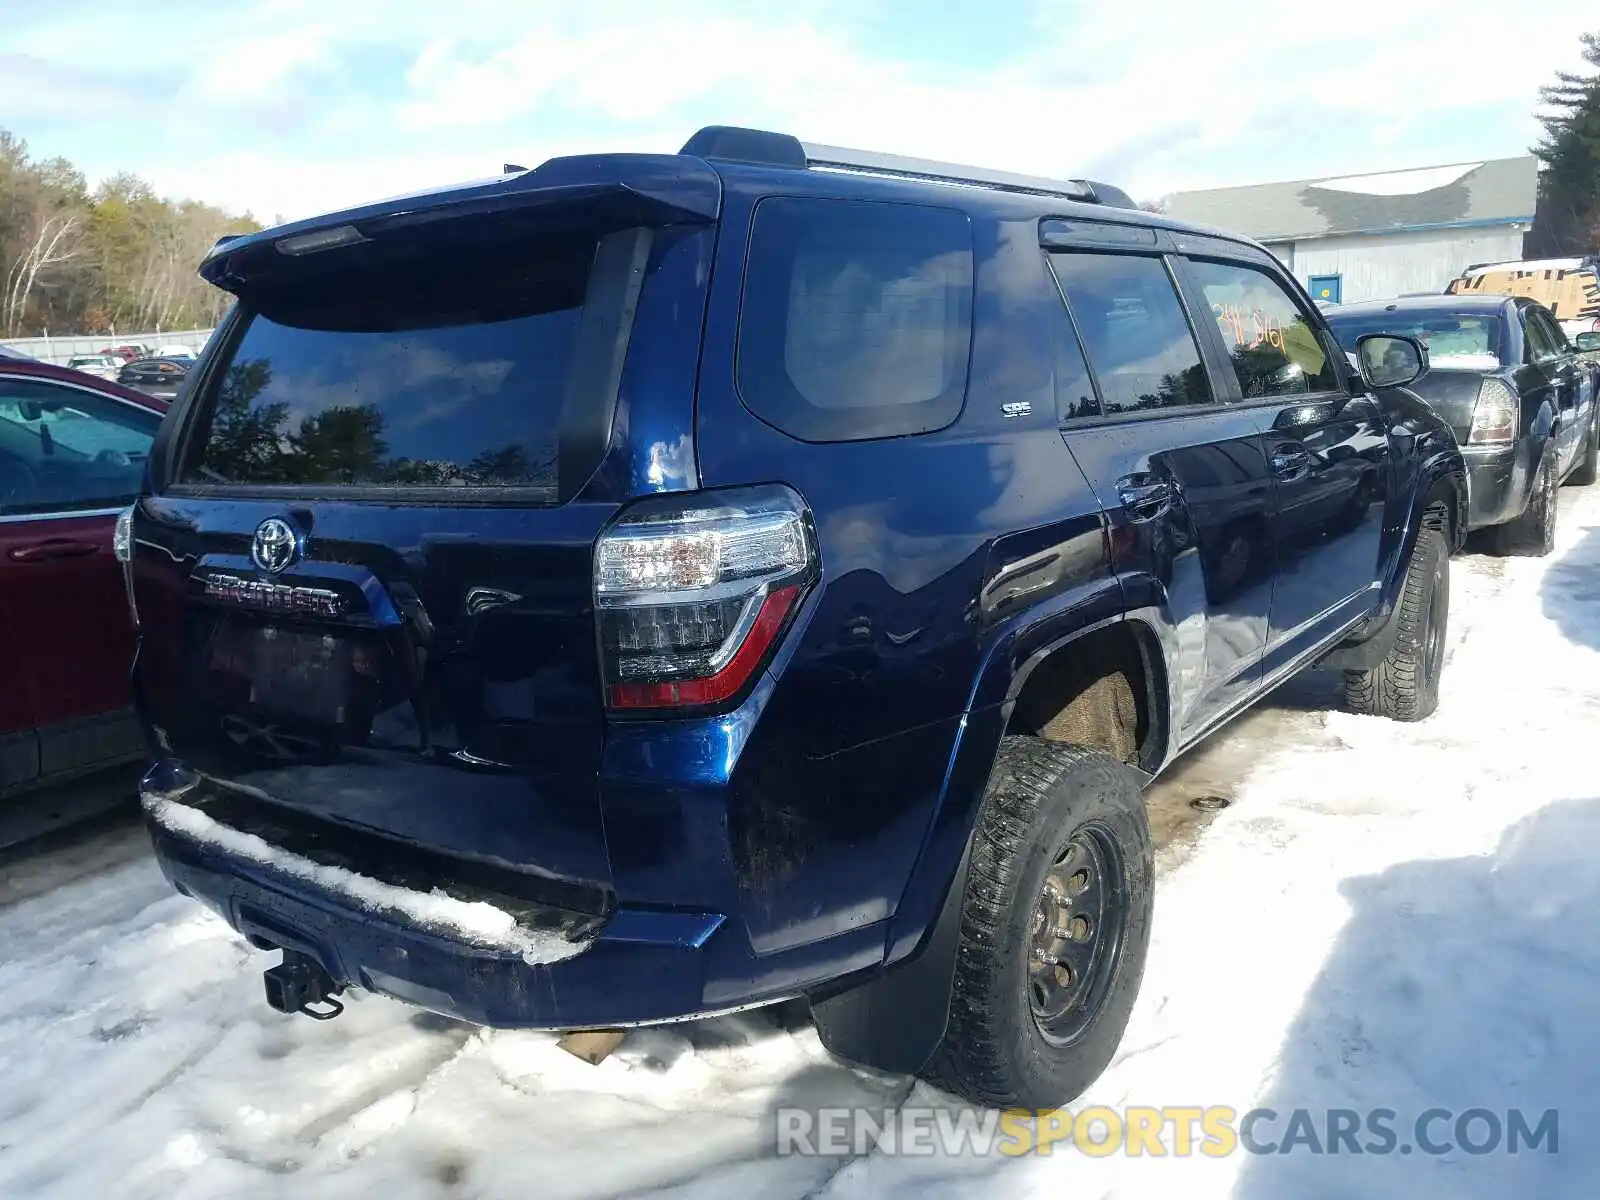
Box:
[1048,252,1213,415]
[180,227,644,500]
[736,198,974,442]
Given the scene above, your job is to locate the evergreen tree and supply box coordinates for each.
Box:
[1533,32,1600,257]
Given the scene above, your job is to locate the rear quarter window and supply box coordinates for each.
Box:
[736,198,974,442]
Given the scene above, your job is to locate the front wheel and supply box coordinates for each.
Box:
[922,738,1153,1110]
[1344,522,1448,721]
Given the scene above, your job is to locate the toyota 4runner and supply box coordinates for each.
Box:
[125,126,1466,1109]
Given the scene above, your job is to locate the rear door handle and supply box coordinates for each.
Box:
[7,539,101,563]
[1116,476,1173,522]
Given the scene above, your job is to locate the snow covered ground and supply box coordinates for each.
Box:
[6,489,1600,1198]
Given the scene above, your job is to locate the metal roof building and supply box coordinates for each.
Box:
[1165,157,1538,306]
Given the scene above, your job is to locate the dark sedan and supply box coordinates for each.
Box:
[1,359,167,799]
[1326,295,1600,555]
[116,355,193,401]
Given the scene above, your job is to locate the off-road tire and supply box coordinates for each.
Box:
[1568,414,1599,486]
[921,738,1152,1110]
[1344,522,1448,721]
[1496,452,1557,556]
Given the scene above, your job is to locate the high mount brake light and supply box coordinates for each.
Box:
[595,485,817,712]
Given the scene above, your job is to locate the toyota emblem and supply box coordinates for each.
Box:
[251,517,302,574]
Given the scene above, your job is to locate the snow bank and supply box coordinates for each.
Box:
[144,797,586,967]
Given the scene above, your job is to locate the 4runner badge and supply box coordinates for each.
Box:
[251,517,302,574]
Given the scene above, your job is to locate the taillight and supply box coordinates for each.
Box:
[595,485,817,711]
[113,504,139,627]
[1467,377,1518,444]
[113,506,134,562]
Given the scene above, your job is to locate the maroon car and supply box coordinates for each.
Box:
[0,358,166,797]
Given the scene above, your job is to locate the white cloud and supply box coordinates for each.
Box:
[6,0,1595,220]
[381,0,1598,208]
[181,27,343,105]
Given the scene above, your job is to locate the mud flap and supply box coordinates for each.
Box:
[808,840,971,1076]
[1320,508,1441,673]
[1316,601,1403,671]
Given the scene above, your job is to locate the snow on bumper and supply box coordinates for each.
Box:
[138,765,877,1029]
[143,795,587,968]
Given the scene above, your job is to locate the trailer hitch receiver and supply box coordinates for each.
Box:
[263,950,345,1020]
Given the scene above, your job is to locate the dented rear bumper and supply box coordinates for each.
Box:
[140,762,889,1029]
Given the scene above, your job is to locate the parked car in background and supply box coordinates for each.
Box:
[1326,295,1600,555]
[1577,331,1600,363]
[101,344,152,363]
[0,357,166,800]
[129,125,1466,1112]
[66,354,123,382]
[117,356,192,401]
[155,344,197,360]
[1447,257,1600,339]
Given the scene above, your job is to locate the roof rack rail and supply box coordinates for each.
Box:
[679,125,1136,210]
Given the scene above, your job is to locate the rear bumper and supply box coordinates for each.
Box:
[142,767,890,1029]
[1463,440,1535,530]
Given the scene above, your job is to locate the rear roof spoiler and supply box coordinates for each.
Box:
[679,124,1138,210]
[199,126,1137,291]
[199,154,722,291]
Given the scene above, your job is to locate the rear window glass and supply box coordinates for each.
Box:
[180,228,629,497]
[736,198,974,442]
[1326,310,1506,370]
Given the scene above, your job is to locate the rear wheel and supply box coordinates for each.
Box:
[922,738,1152,1110]
[1344,522,1448,721]
[1496,453,1557,556]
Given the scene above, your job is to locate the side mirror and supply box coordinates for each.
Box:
[1356,333,1428,389]
[1575,332,1600,353]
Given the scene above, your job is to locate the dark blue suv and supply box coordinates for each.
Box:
[127,126,1466,1109]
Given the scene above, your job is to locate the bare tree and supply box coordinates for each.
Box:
[0,127,259,336]
[3,209,83,334]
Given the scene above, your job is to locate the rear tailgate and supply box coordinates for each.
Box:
[132,159,719,916]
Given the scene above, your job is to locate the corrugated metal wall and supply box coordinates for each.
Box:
[1265,226,1526,304]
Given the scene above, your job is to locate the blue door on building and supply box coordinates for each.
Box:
[1308,274,1342,305]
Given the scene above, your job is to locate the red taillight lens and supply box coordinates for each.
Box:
[607,585,801,709]
[596,485,816,713]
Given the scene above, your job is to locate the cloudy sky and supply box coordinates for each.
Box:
[1,0,1594,224]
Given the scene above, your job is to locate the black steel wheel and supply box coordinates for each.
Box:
[1027,824,1128,1046]
[922,738,1152,1111]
